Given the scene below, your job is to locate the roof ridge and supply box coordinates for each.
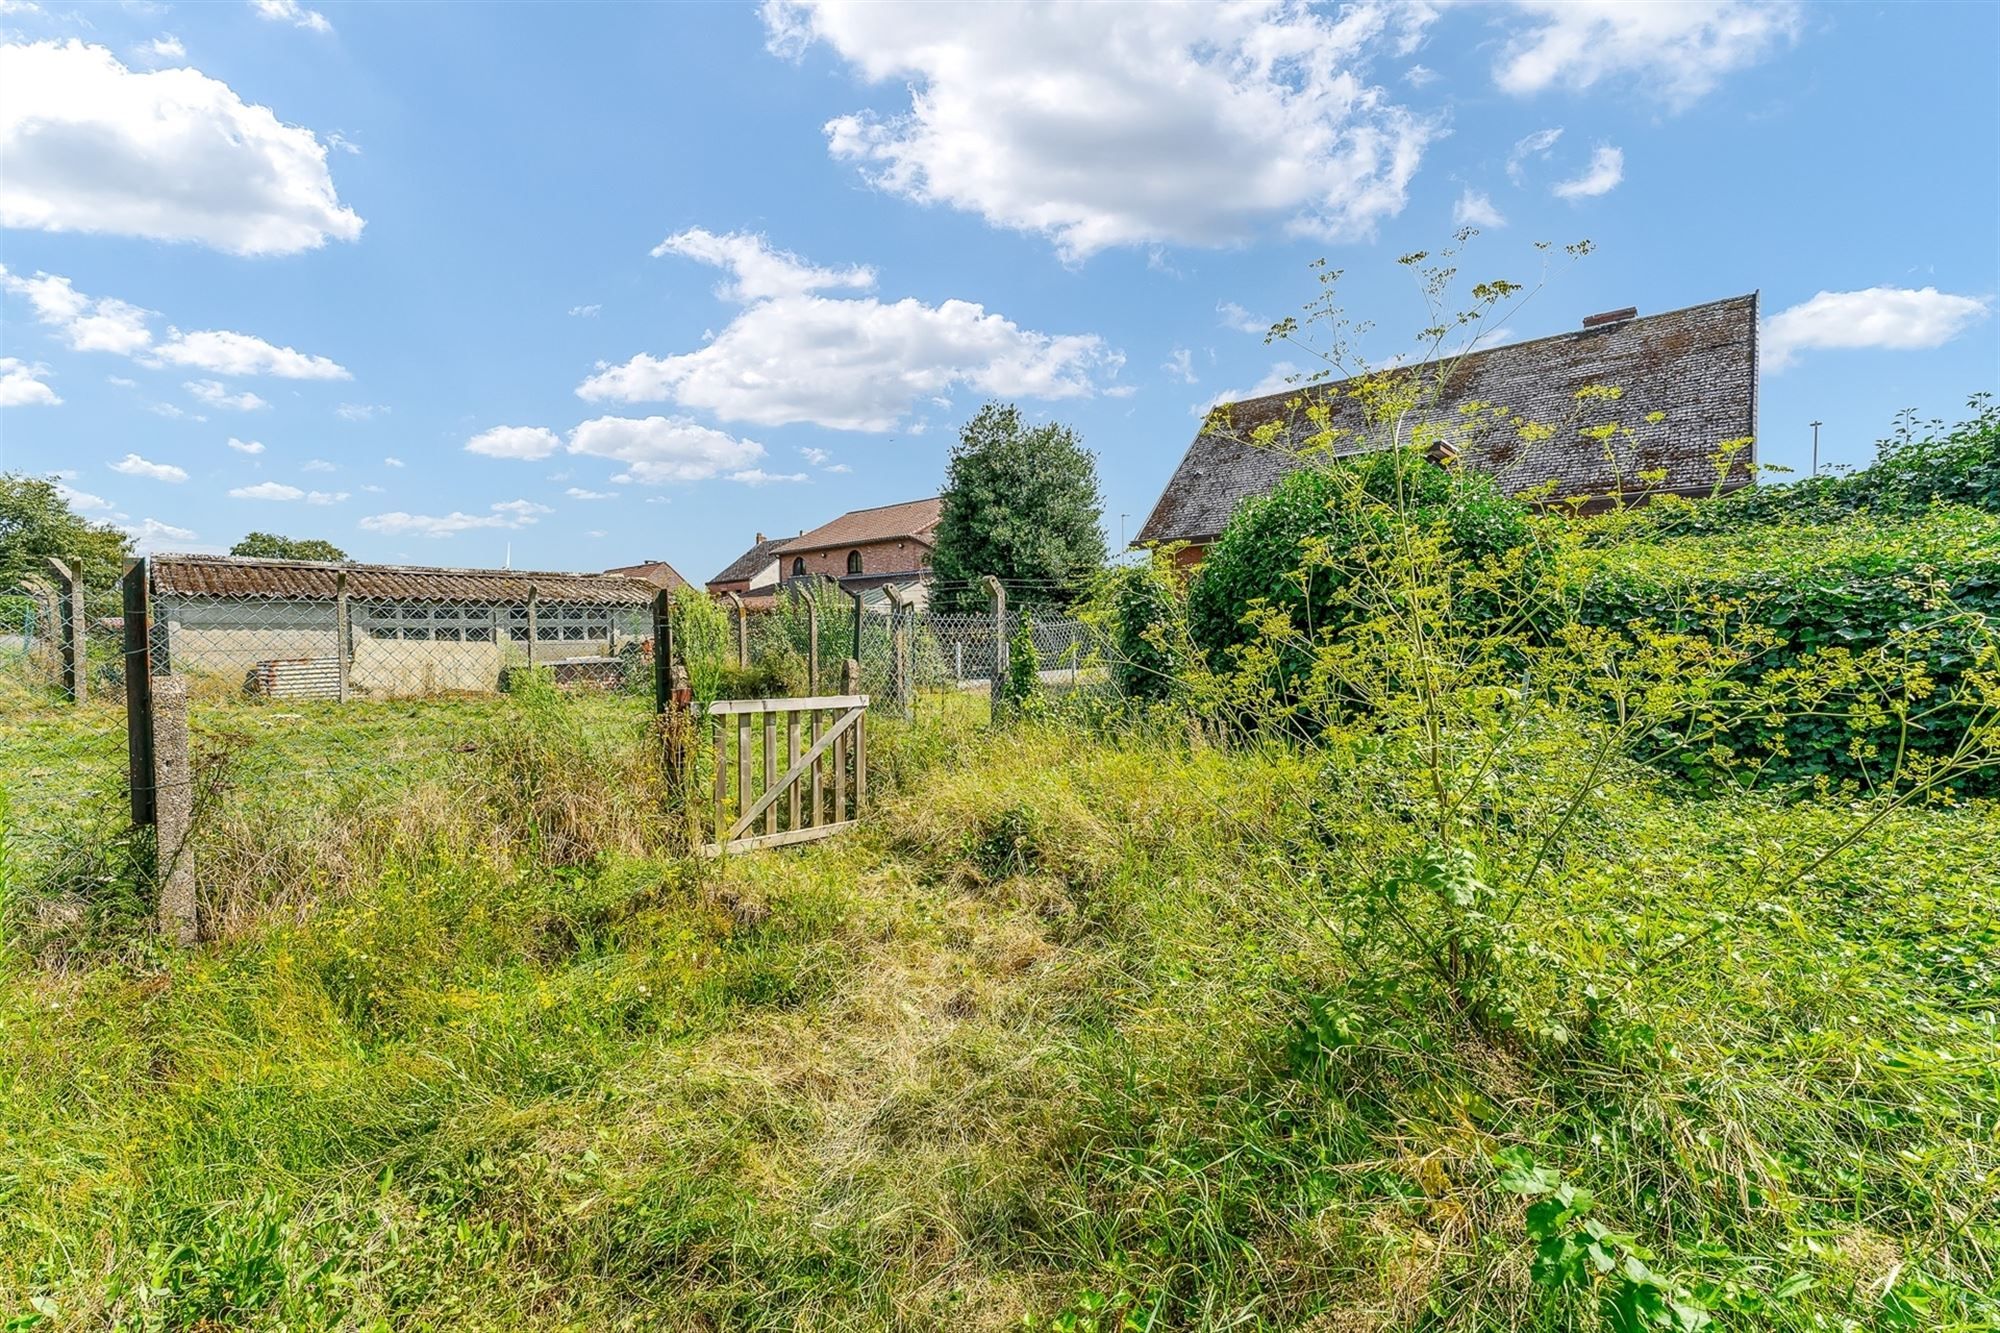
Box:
[156,553,638,581]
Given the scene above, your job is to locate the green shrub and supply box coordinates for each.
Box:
[1187,448,1538,682]
[1101,557,1193,703]
[998,613,1039,719]
[1568,505,2000,791]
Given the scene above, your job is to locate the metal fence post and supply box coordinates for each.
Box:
[727,591,747,669]
[984,574,1006,725]
[46,556,83,704]
[123,558,156,827]
[334,569,350,703]
[806,591,820,695]
[152,675,196,946]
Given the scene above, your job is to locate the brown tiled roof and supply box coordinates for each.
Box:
[1135,294,1758,547]
[149,554,654,605]
[708,536,787,588]
[777,497,941,555]
[602,559,691,591]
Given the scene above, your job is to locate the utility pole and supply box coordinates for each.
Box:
[1810,421,1822,478]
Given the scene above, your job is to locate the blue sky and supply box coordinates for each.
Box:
[2,0,1995,581]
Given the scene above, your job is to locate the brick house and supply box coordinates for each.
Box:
[602,559,691,592]
[1134,295,1759,564]
[776,498,941,601]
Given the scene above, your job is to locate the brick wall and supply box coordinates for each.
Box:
[784,537,932,580]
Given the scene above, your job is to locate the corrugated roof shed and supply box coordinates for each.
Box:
[777,497,941,554]
[1136,294,1758,547]
[148,554,654,604]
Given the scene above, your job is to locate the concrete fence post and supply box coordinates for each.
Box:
[984,574,1006,725]
[151,675,197,946]
[334,569,350,703]
[525,584,539,671]
[45,556,84,704]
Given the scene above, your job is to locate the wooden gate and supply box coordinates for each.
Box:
[700,693,868,857]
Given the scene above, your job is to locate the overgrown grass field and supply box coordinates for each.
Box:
[3,690,1995,1329]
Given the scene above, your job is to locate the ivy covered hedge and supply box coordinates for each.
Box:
[1567,506,2000,791]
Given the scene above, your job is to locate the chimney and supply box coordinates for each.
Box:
[1582,306,1638,329]
[755,531,765,542]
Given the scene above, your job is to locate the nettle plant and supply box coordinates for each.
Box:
[1186,238,2000,1040]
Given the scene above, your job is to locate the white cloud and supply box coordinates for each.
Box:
[799,446,833,466]
[228,481,304,500]
[301,458,335,472]
[0,265,155,354]
[466,424,562,460]
[1163,347,1197,384]
[150,328,348,379]
[580,291,1115,432]
[1195,361,1308,416]
[1495,1,1802,110]
[566,486,618,500]
[766,0,1437,260]
[119,517,198,552]
[568,303,601,318]
[1762,287,1992,372]
[306,490,346,504]
[1217,301,1269,335]
[226,436,265,454]
[1507,126,1563,183]
[383,456,405,468]
[652,227,876,302]
[186,379,269,411]
[1,265,347,376]
[335,403,387,422]
[110,452,188,482]
[107,376,137,388]
[359,499,550,539]
[1551,145,1623,199]
[326,132,361,156]
[728,468,808,485]
[0,40,362,255]
[567,415,765,484]
[149,401,201,420]
[55,481,112,512]
[0,357,61,406]
[1404,63,1438,88]
[1453,187,1506,228]
[251,0,331,35]
[143,36,185,60]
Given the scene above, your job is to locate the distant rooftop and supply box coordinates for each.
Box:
[777,497,942,554]
[148,553,654,604]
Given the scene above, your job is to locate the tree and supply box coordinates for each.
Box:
[0,473,132,589]
[929,403,1107,613]
[231,531,349,562]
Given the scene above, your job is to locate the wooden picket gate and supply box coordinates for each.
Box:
[700,693,868,857]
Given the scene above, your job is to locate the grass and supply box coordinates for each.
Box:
[2,683,1996,1329]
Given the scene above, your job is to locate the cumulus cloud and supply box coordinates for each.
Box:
[764,0,1436,259]
[335,403,387,422]
[0,41,362,255]
[359,499,551,539]
[568,415,765,484]
[1194,362,1309,416]
[1551,145,1623,199]
[581,292,1114,432]
[565,486,618,500]
[466,425,563,460]
[383,456,404,467]
[150,328,348,379]
[110,452,188,482]
[226,481,345,503]
[0,264,349,374]
[1494,1,1803,109]
[119,517,198,552]
[1163,347,1198,384]
[0,357,61,406]
[1453,187,1506,228]
[226,437,265,454]
[1762,287,1991,371]
[652,227,875,301]
[186,379,269,411]
[568,303,601,318]
[143,36,185,61]
[1217,301,1270,335]
[55,481,112,512]
[728,468,809,485]
[251,0,332,35]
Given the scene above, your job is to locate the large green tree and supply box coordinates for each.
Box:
[930,403,1107,612]
[0,473,132,589]
[231,532,349,562]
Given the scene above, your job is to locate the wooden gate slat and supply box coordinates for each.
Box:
[698,696,869,856]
